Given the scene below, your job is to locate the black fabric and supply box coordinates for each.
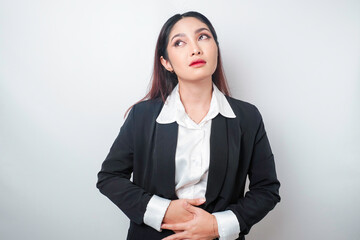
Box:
[96,96,281,239]
[126,221,246,240]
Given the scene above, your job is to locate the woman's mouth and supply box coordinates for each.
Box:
[189,59,206,67]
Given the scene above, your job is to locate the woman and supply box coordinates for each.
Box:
[96,11,281,240]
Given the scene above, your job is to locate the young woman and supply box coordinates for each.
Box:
[96,11,281,240]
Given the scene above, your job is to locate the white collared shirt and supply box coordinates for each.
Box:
[143,82,240,239]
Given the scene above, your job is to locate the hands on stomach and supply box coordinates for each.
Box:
[162,198,219,240]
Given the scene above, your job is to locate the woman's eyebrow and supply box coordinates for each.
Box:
[170,27,210,42]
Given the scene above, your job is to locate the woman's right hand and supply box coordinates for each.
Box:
[163,198,206,224]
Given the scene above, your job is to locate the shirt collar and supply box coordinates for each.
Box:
[156,82,236,126]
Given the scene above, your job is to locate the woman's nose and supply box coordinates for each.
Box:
[190,42,202,56]
[192,49,201,56]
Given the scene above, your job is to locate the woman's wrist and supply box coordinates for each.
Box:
[212,214,220,238]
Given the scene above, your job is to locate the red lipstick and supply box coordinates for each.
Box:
[189,59,206,67]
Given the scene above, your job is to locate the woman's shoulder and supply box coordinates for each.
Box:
[129,98,164,118]
[225,96,264,124]
[226,95,261,114]
[134,97,163,109]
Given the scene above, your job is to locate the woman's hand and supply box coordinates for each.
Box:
[163,198,206,224]
[161,201,219,240]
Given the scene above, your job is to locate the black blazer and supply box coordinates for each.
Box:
[96,96,281,240]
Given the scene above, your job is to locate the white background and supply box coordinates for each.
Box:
[1,0,359,239]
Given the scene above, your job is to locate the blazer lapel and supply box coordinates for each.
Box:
[205,113,241,207]
[205,114,228,205]
[152,121,178,199]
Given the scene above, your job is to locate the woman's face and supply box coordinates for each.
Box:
[161,17,218,83]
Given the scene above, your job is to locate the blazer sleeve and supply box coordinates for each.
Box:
[226,108,281,235]
[96,105,152,225]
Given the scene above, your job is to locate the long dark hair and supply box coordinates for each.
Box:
[124,11,231,118]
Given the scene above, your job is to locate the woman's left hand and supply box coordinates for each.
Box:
[161,201,219,240]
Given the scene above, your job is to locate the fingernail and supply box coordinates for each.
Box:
[200,198,206,202]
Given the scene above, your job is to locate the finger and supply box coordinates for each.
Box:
[161,222,188,231]
[162,231,188,240]
[185,198,206,206]
[183,201,199,214]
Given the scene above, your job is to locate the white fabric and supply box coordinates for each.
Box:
[143,195,171,231]
[143,82,240,239]
[213,210,241,239]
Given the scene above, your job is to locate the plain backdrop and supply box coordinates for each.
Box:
[1,0,359,239]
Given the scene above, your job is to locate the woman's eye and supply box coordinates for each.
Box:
[174,40,184,47]
[199,34,210,40]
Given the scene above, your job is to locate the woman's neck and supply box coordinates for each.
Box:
[177,78,213,115]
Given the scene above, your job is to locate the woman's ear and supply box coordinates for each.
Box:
[160,56,174,72]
